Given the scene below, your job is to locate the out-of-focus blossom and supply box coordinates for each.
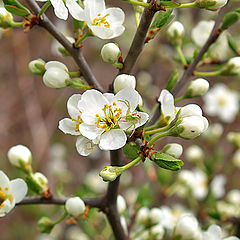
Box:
[185,145,204,163]
[210,174,226,199]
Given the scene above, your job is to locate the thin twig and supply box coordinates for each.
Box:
[25,0,103,92]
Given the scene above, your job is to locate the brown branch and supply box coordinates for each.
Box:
[25,0,103,92]
[120,1,157,74]
[17,196,103,208]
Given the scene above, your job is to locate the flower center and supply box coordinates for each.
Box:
[72,115,83,133]
[95,102,122,132]
[0,187,13,209]
[92,13,110,28]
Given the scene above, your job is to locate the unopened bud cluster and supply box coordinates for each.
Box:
[0,7,13,28]
[195,0,227,11]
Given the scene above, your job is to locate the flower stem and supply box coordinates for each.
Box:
[69,71,80,77]
[120,156,143,172]
[176,45,187,66]
[194,70,222,77]
[53,211,68,225]
[113,62,123,69]
[10,22,25,28]
[174,95,185,103]
[75,30,91,47]
[70,81,92,90]
[174,2,196,8]
[145,123,160,131]
[38,0,51,16]
[145,125,171,136]
[148,131,171,146]
[122,0,151,7]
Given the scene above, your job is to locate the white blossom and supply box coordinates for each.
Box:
[186,78,209,98]
[65,197,86,216]
[77,88,149,150]
[201,123,224,142]
[117,195,127,215]
[226,57,240,75]
[226,189,240,205]
[59,94,96,156]
[101,43,121,64]
[185,145,204,163]
[210,174,226,199]
[203,83,239,123]
[167,21,184,39]
[0,171,27,217]
[7,145,32,168]
[192,20,215,47]
[113,74,136,93]
[43,61,69,88]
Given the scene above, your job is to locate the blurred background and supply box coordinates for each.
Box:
[1,0,240,239]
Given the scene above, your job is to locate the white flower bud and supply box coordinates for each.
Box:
[175,214,198,239]
[65,197,86,216]
[29,59,46,76]
[136,207,150,225]
[176,116,209,139]
[34,172,48,186]
[162,143,183,158]
[8,144,32,168]
[43,61,69,88]
[226,57,240,75]
[232,149,240,168]
[210,174,226,199]
[151,224,164,239]
[195,0,227,11]
[0,7,13,28]
[149,208,162,225]
[227,132,240,148]
[185,78,209,98]
[117,195,127,215]
[101,43,121,64]
[226,189,240,205]
[113,74,136,93]
[167,21,184,39]
[185,145,204,163]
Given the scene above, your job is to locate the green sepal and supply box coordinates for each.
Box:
[123,142,141,161]
[68,78,92,90]
[220,11,240,31]
[166,69,178,91]
[3,0,31,17]
[25,175,43,194]
[227,35,239,55]
[150,8,174,30]
[151,152,183,171]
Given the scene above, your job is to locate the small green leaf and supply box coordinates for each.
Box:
[166,69,178,91]
[123,142,141,161]
[150,8,174,30]
[220,11,239,31]
[151,152,183,171]
[3,0,31,17]
[227,35,239,55]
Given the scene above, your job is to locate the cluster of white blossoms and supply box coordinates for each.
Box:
[159,90,208,139]
[203,83,239,123]
[37,0,125,39]
[0,171,27,217]
[59,88,149,156]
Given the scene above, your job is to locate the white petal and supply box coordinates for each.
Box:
[208,225,222,239]
[90,26,114,39]
[67,94,82,119]
[180,104,203,118]
[103,7,125,25]
[0,171,10,190]
[45,61,68,71]
[76,136,94,156]
[79,123,104,140]
[159,90,175,119]
[115,88,139,113]
[136,112,149,128]
[110,25,125,38]
[50,0,68,20]
[0,199,15,217]
[66,0,85,21]
[10,179,28,203]
[99,129,127,150]
[84,0,105,21]
[103,93,115,102]
[59,118,81,135]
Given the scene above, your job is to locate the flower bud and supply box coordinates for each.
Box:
[65,197,86,217]
[162,143,183,158]
[101,43,121,64]
[175,214,198,239]
[43,61,69,88]
[232,149,240,168]
[136,207,150,225]
[151,224,164,239]
[227,132,240,148]
[113,74,136,93]
[38,217,54,234]
[117,195,127,215]
[185,78,209,98]
[29,59,46,76]
[34,172,48,186]
[0,7,13,28]
[223,57,240,75]
[173,116,208,139]
[8,144,32,168]
[226,189,240,205]
[195,0,227,11]
[167,21,184,46]
[185,145,204,163]
[99,166,122,182]
[149,208,162,225]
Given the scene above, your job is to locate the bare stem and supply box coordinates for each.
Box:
[25,0,103,92]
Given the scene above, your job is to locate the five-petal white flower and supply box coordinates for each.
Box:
[77,88,149,150]
[0,171,28,217]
